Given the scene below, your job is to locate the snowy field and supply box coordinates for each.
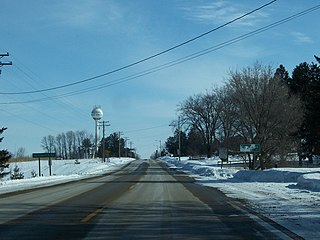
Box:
[162,156,320,240]
[1,156,320,239]
[0,158,135,194]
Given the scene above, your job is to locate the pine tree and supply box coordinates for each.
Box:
[289,61,320,160]
[0,127,11,178]
[10,164,24,180]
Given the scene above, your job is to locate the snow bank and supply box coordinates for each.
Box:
[161,156,236,180]
[233,169,303,182]
[0,175,82,193]
[297,173,320,191]
[161,156,320,191]
[0,158,135,194]
[233,168,320,193]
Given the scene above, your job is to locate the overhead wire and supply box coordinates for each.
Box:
[0,0,277,95]
[12,58,91,118]
[1,108,60,133]
[1,3,319,105]
[124,124,169,134]
[0,56,91,133]
[0,55,91,120]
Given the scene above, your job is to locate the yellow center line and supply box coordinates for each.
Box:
[81,207,103,223]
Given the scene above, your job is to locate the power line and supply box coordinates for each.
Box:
[0,55,91,119]
[1,3,318,105]
[1,108,60,133]
[124,124,169,134]
[0,0,277,95]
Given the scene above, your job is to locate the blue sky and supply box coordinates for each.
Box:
[0,0,319,158]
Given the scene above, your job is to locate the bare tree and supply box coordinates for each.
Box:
[61,133,67,159]
[226,63,303,169]
[15,147,27,158]
[179,91,221,157]
[75,130,89,158]
[215,86,240,149]
[41,135,55,153]
[66,131,76,159]
[55,134,64,159]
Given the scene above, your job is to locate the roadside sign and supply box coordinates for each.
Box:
[219,148,228,162]
[32,152,56,158]
[32,153,55,177]
[240,144,261,153]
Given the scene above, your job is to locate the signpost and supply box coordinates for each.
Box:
[32,153,56,176]
[240,144,261,153]
[32,153,56,158]
[219,147,229,169]
[240,144,261,169]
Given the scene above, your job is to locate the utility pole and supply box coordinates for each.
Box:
[118,131,123,158]
[129,141,133,158]
[124,137,129,157]
[178,116,181,161]
[169,116,182,161]
[99,121,110,162]
[0,52,12,75]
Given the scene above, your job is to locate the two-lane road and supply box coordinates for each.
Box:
[0,160,296,239]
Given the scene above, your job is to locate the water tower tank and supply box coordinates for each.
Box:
[91,106,103,120]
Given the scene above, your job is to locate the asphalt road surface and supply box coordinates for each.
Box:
[0,160,300,239]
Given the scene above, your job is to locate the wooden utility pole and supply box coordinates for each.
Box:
[99,121,110,162]
[118,131,123,158]
[124,137,129,157]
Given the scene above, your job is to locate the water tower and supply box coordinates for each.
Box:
[91,106,103,157]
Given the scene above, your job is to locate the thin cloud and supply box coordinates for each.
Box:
[291,31,314,44]
[48,0,125,29]
[181,0,269,27]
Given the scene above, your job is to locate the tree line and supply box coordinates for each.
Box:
[41,130,136,159]
[41,130,93,159]
[98,132,136,158]
[165,58,320,169]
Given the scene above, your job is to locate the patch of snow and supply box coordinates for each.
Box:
[160,156,320,239]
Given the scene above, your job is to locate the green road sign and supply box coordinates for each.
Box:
[240,144,261,153]
[32,152,56,158]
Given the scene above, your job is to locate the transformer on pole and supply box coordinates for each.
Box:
[0,52,12,75]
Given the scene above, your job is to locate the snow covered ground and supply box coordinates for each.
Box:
[162,156,320,240]
[0,158,134,194]
[1,156,320,239]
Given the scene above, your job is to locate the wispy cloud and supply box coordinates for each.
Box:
[181,0,269,27]
[291,32,314,44]
[47,0,125,30]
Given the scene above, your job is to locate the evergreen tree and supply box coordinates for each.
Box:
[289,61,320,160]
[274,64,290,85]
[10,164,24,180]
[0,127,11,178]
[186,127,206,156]
[99,132,126,157]
[165,130,188,157]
